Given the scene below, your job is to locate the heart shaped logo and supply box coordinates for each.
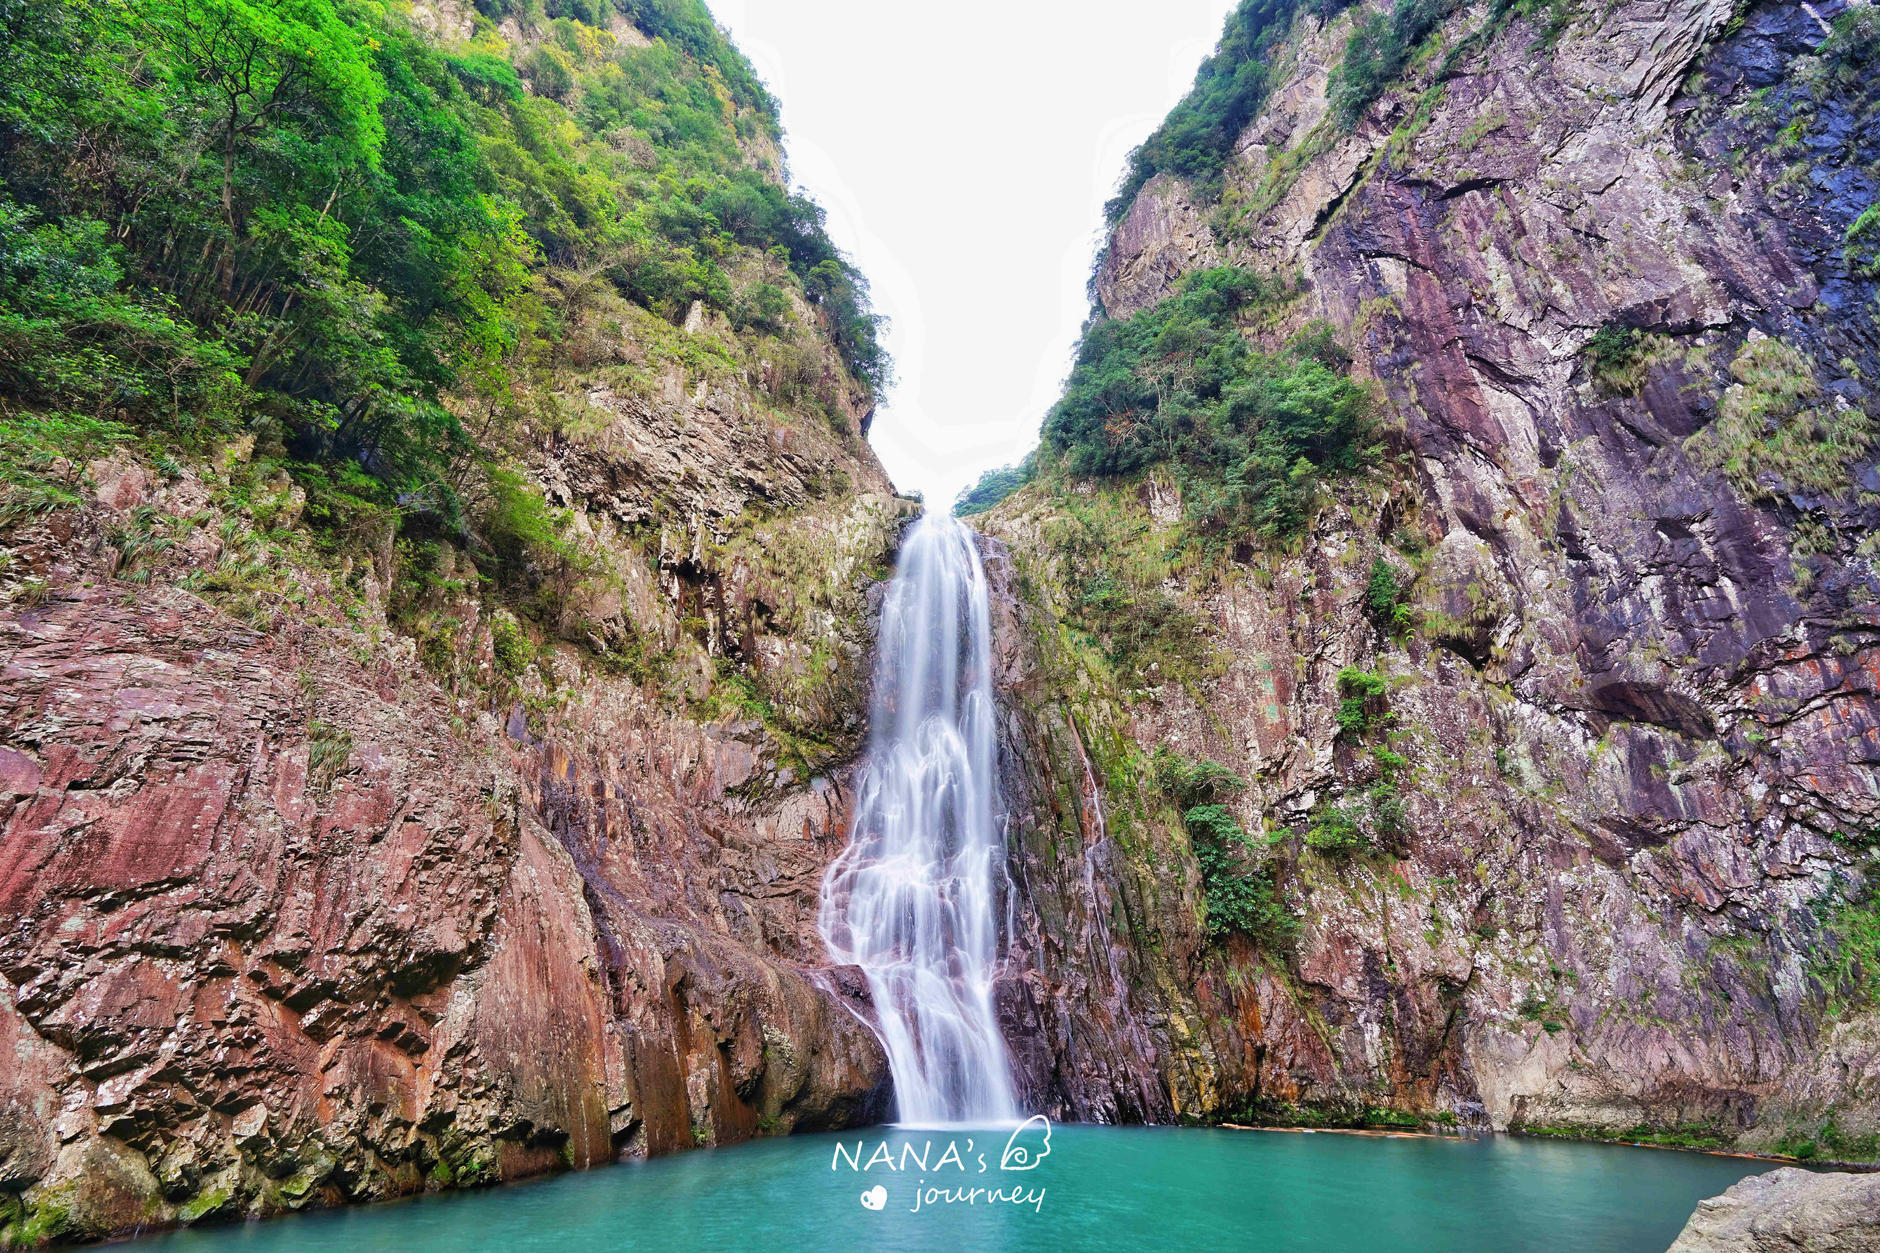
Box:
[859,1184,887,1211]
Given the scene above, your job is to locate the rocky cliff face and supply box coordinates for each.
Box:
[0,358,902,1245]
[980,0,1880,1158]
[5,0,1878,1241]
[0,11,909,1244]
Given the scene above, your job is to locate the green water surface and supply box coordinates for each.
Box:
[130,1126,1780,1252]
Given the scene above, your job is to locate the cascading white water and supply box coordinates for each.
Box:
[819,510,1022,1126]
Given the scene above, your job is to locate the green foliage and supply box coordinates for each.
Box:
[614,0,774,113]
[292,457,396,551]
[1146,750,1292,950]
[1044,491,1218,687]
[0,201,245,429]
[1518,1122,1727,1151]
[1306,801,1370,855]
[1108,0,1355,217]
[1818,881,1880,1020]
[1582,324,1650,394]
[1363,556,1414,635]
[1232,1099,1427,1131]
[730,281,790,334]
[1832,825,1880,852]
[1041,267,1379,542]
[1684,337,1875,501]
[480,464,592,586]
[1772,1117,1880,1164]
[1310,699,1409,856]
[1369,744,1409,841]
[1078,571,1208,682]
[1846,204,1880,279]
[308,720,354,790]
[0,0,888,560]
[1328,0,1458,130]
[953,454,1036,516]
[696,659,838,781]
[490,613,533,676]
[1334,666,1390,738]
[1516,990,1570,1034]
[1154,746,1246,810]
[0,412,135,524]
[1184,804,1296,950]
[1823,5,1880,77]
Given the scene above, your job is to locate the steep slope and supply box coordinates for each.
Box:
[978,0,1880,1160]
[0,0,904,1242]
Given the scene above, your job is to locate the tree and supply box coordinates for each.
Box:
[140,0,384,296]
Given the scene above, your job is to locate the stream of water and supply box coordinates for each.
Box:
[818,511,1021,1125]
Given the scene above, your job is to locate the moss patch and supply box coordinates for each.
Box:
[1685,336,1875,500]
[1230,1099,1429,1131]
[1516,1122,1729,1151]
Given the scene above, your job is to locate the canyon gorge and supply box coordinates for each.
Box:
[0,0,1876,1243]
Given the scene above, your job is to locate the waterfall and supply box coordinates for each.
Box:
[819,510,1022,1126]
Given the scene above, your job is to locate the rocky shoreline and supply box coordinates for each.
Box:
[1669,1167,1880,1250]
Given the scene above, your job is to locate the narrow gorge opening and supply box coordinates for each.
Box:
[819,511,1023,1126]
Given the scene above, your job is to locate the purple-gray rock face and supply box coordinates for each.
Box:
[979,0,1880,1152]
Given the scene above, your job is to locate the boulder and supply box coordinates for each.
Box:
[1667,1168,1880,1252]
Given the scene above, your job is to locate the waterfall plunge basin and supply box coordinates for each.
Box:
[121,1124,1801,1252]
[111,521,1809,1252]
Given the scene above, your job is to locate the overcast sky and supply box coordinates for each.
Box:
[712,0,1241,507]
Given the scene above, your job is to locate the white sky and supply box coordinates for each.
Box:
[712,0,1241,507]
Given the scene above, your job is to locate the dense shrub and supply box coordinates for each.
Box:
[1327,0,1458,129]
[1306,802,1370,855]
[1185,804,1296,948]
[0,0,889,540]
[1043,495,1219,686]
[1154,746,1246,810]
[491,613,534,676]
[1582,324,1647,392]
[1309,722,1410,858]
[1334,666,1390,737]
[1150,751,1293,950]
[1846,205,1880,279]
[0,203,244,428]
[1363,556,1414,635]
[1040,267,1378,542]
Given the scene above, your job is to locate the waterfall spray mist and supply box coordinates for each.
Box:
[820,511,1021,1126]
